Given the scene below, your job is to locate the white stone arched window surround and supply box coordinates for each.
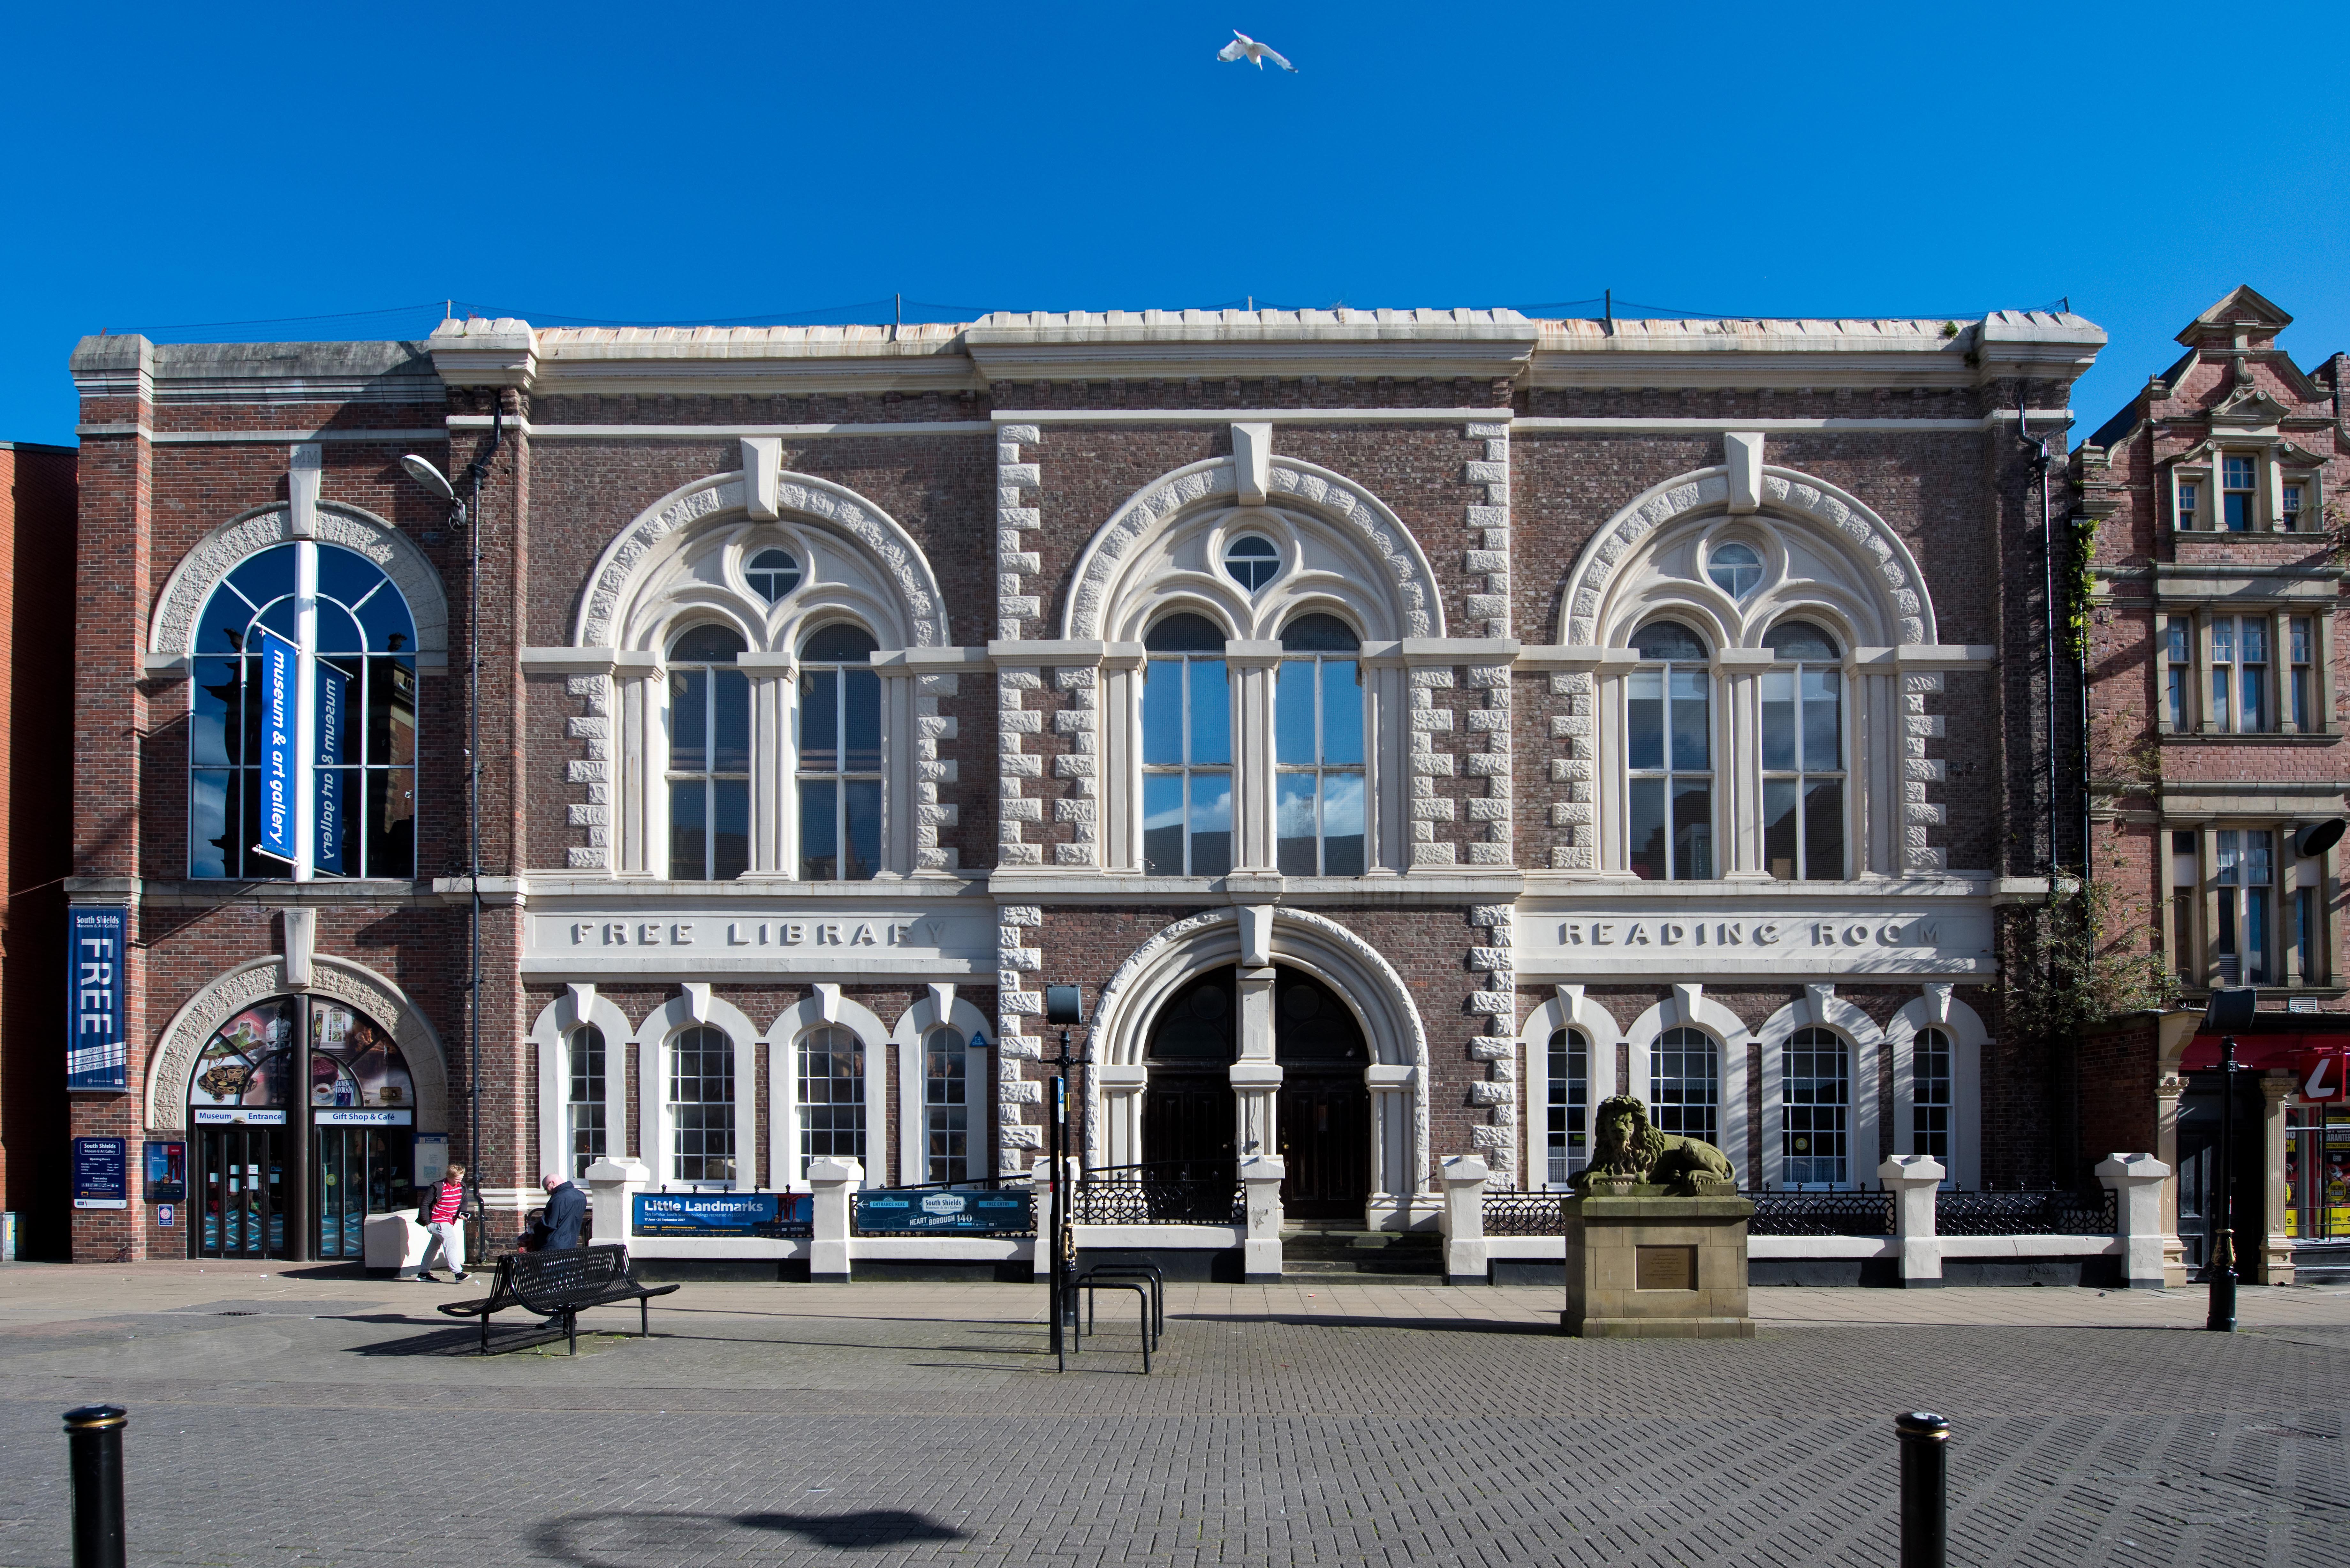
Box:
[633,988,761,1191]
[1623,989,1755,1180]
[1557,464,1939,653]
[528,984,636,1180]
[1886,986,1987,1190]
[147,497,451,676]
[1518,985,1626,1191]
[1085,907,1432,1222]
[1755,988,1885,1192]
[888,989,996,1187]
[765,990,891,1192]
[146,953,451,1137]
[541,457,948,880]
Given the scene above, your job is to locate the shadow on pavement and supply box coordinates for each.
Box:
[535,1508,963,1564]
[1175,1312,1557,1336]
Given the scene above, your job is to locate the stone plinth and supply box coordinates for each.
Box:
[1560,1192,1755,1338]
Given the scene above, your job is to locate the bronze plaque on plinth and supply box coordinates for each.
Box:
[1634,1244,1697,1292]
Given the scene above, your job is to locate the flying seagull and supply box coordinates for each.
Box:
[1217,30,1296,72]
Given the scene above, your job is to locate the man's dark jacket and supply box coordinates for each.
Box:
[531,1181,588,1251]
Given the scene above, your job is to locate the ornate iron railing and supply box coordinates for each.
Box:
[1743,1190,1896,1237]
[1934,1188,2116,1236]
[1071,1161,1243,1226]
[1482,1191,1567,1235]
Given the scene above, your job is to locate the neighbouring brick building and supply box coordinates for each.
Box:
[2073,285,2350,1285]
[3,439,77,1260]
[61,306,2113,1270]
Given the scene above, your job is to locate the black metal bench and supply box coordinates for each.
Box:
[437,1244,678,1355]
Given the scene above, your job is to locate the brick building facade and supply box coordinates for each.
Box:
[61,307,2107,1267]
[3,440,77,1258]
[2073,285,2349,1283]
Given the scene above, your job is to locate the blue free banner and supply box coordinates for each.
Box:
[66,906,128,1091]
[256,628,298,863]
[314,658,346,874]
[633,1191,811,1237]
[854,1188,1033,1234]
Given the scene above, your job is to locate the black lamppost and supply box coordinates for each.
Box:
[399,400,503,1261]
[2203,985,2257,1332]
[1042,984,1086,1371]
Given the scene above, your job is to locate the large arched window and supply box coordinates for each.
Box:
[1780,1026,1850,1188]
[797,623,881,880]
[797,1025,867,1167]
[668,1024,737,1185]
[1650,1026,1720,1148]
[923,1026,969,1184]
[566,1025,608,1179]
[1275,613,1364,876]
[1762,621,1846,882]
[190,543,417,879]
[1547,1028,1588,1185]
[666,624,749,880]
[1913,1025,1953,1174]
[1627,621,1713,881]
[1141,614,1233,876]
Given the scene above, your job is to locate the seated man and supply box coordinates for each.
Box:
[523,1171,588,1253]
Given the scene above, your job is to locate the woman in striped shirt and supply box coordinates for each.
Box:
[416,1162,469,1283]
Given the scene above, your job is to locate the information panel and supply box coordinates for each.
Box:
[66,906,129,1092]
[632,1191,811,1238]
[72,1137,128,1210]
[854,1188,1033,1234]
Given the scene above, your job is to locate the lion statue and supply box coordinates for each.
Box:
[1569,1094,1738,1195]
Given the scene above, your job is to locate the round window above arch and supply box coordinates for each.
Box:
[1223,535,1280,592]
[669,624,748,663]
[1706,540,1764,601]
[746,548,801,606]
[1630,621,1709,661]
[799,622,879,662]
[1763,620,1841,661]
[1143,612,1228,652]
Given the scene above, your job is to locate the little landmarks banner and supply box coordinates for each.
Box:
[66,906,128,1091]
[633,1191,812,1238]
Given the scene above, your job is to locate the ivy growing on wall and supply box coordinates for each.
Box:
[2062,511,2099,661]
[2002,875,2180,1045]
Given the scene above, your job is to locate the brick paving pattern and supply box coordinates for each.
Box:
[1,1274,2346,1566]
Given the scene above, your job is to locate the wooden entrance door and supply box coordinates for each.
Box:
[1141,1071,1237,1182]
[1277,1074,1371,1218]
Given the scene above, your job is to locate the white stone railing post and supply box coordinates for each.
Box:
[1440,1155,1490,1285]
[584,1157,651,1247]
[1240,1154,1286,1283]
[807,1157,863,1284]
[1879,1155,1945,1288]
[2096,1152,2172,1290]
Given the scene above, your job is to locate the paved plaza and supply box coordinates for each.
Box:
[2,1265,2347,1567]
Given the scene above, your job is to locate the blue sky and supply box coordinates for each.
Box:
[4,0,2345,446]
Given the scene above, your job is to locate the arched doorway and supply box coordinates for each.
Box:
[1140,968,1236,1182]
[1274,969,1370,1218]
[188,994,419,1260]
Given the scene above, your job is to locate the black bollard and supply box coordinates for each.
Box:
[1895,1411,1950,1568]
[63,1405,127,1568]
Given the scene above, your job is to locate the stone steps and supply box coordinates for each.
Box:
[1279,1229,1443,1277]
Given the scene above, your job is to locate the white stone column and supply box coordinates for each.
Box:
[740,653,795,874]
[2259,1073,2296,1286]
[1240,1154,1286,1283]
[1228,643,1281,871]
[1717,658,1769,879]
[1232,959,1279,1155]
[1879,1154,1944,1287]
[2096,1152,2172,1290]
[1439,1155,1490,1285]
[807,1156,863,1284]
[615,657,662,875]
[584,1157,651,1246]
